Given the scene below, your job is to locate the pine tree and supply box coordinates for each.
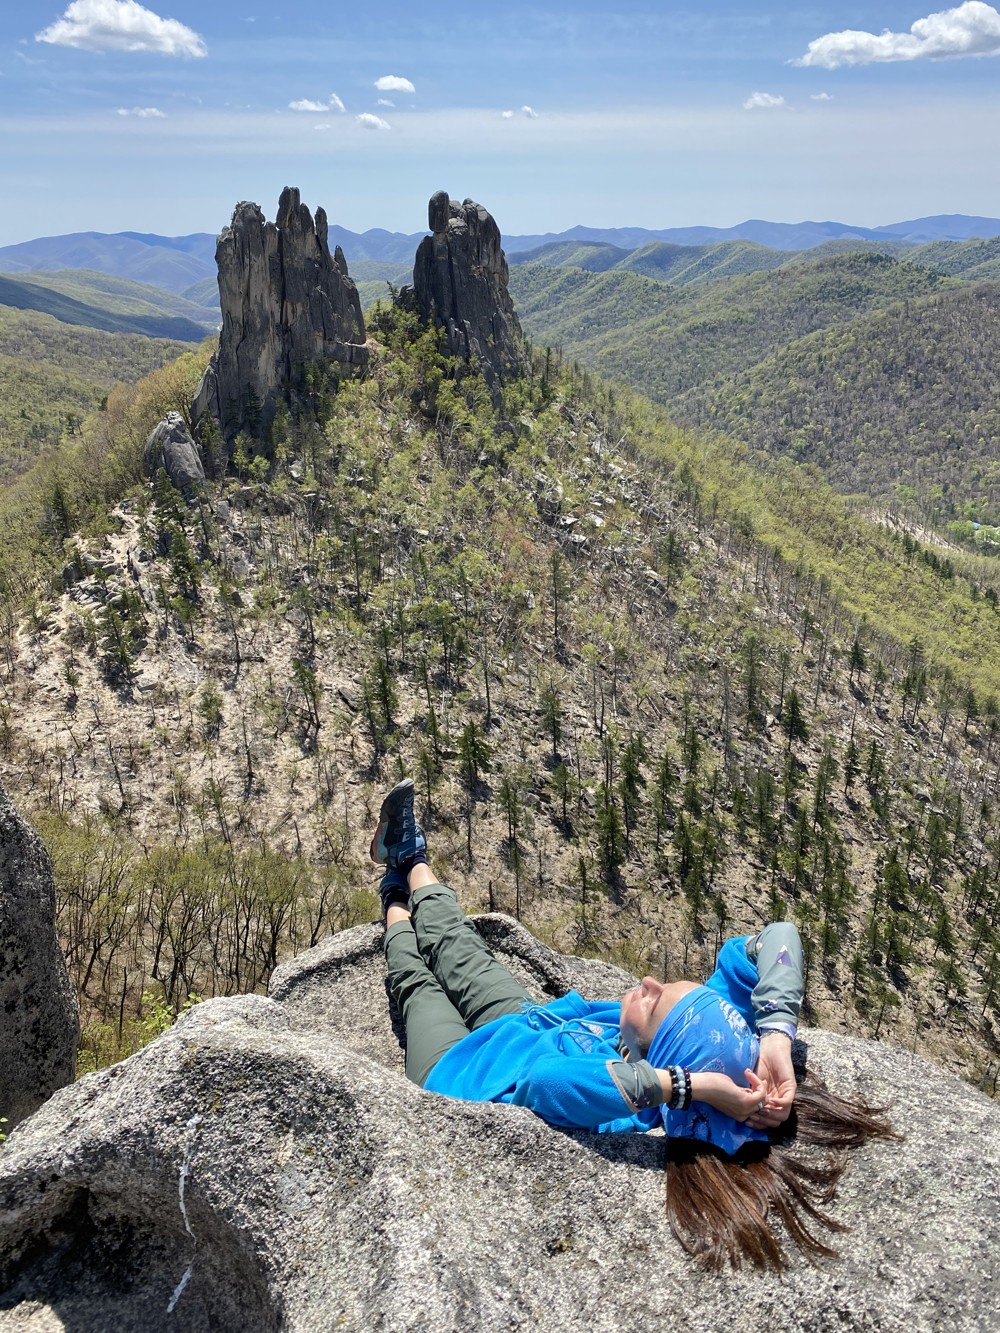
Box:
[782,687,808,750]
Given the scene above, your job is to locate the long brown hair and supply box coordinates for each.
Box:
[664,1069,898,1272]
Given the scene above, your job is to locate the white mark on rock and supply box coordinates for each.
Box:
[167,1262,193,1314]
[178,1112,202,1239]
[167,1112,203,1313]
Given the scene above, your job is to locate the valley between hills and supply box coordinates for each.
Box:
[0,202,998,1101]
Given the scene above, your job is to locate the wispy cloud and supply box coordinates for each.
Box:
[116,105,165,117]
[289,94,345,113]
[811,92,834,101]
[36,0,206,57]
[521,104,539,118]
[793,1,1000,68]
[743,91,787,110]
[357,112,391,130]
[376,98,394,108]
[374,74,414,94]
[501,109,514,119]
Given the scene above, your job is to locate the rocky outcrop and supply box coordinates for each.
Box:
[1,916,997,1331]
[143,411,205,494]
[191,187,368,446]
[408,192,528,390]
[0,789,79,1132]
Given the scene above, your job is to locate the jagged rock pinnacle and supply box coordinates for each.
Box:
[191,187,368,446]
[409,191,528,391]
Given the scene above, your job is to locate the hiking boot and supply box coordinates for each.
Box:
[370,778,426,869]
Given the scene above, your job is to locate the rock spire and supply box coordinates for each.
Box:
[408,191,528,390]
[192,187,368,446]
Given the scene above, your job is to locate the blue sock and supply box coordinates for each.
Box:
[380,865,409,898]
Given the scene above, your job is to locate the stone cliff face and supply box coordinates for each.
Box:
[192,187,368,446]
[0,788,79,1131]
[0,917,997,1332]
[408,191,528,391]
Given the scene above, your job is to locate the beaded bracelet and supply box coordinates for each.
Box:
[666,1065,693,1111]
[677,1066,692,1110]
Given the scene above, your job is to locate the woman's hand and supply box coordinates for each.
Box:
[749,1032,797,1128]
[691,1069,770,1123]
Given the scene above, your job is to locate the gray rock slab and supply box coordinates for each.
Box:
[0,917,997,1331]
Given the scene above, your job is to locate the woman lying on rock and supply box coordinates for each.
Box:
[373,778,894,1271]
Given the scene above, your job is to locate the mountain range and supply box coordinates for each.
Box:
[1,214,999,293]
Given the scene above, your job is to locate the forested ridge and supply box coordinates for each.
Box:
[0,305,998,1100]
[509,232,1000,287]
[0,273,208,342]
[674,283,1000,523]
[511,251,1000,528]
[0,306,192,483]
[510,251,951,402]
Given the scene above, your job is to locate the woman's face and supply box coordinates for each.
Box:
[619,977,676,1057]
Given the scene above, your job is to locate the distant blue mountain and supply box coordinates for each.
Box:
[1,215,998,291]
[501,215,1000,254]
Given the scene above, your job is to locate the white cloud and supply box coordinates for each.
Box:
[521,104,539,118]
[291,94,345,112]
[811,92,834,101]
[357,112,390,130]
[376,98,394,107]
[36,0,206,57]
[116,105,165,117]
[743,91,787,110]
[374,74,415,93]
[501,109,514,119]
[313,122,330,131]
[793,1,1000,68]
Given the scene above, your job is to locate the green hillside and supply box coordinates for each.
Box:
[12,269,219,331]
[181,276,221,309]
[619,239,790,283]
[511,250,952,401]
[510,241,632,271]
[781,239,904,264]
[908,236,1000,282]
[510,235,999,290]
[0,306,192,480]
[0,274,209,341]
[348,260,415,285]
[674,282,1000,522]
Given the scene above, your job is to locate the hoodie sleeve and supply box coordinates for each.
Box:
[507,1054,663,1130]
[745,921,804,1037]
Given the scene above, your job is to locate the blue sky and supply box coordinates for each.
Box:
[1,1,999,245]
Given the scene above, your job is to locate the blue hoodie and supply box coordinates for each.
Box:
[423,991,651,1131]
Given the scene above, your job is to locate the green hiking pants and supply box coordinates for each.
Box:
[384,882,532,1087]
